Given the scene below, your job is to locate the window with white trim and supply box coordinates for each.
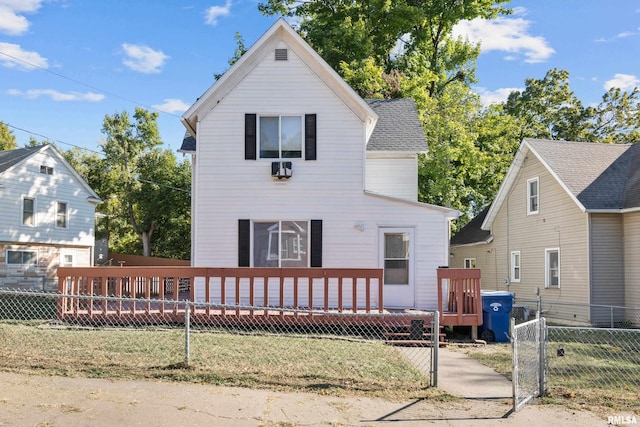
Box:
[253,221,309,267]
[464,258,476,268]
[259,115,302,159]
[22,197,35,226]
[511,251,521,282]
[7,250,37,266]
[527,177,539,214]
[56,201,68,228]
[545,248,559,288]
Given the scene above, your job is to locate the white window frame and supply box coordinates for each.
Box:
[380,228,414,286]
[60,252,75,267]
[258,115,303,160]
[463,258,476,269]
[7,249,38,266]
[56,201,68,228]
[545,248,560,288]
[527,177,539,215]
[510,251,521,282]
[22,197,35,227]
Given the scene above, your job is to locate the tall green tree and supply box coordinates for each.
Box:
[587,87,640,143]
[0,121,17,151]
[99,108,190,258]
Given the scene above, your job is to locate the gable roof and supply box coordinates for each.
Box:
[483,138,638,230]
[0,145,102,203]
[181,18,377,143]
[450,206,491,246]
[365,98,428,152]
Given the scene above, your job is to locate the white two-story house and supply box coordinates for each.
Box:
[0,145,101,291]
[179,19,459,310]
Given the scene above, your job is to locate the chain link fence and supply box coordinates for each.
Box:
[514,298,640,328]
[546,326,640,407]
[0,289,439,397]
[511,316,547,412]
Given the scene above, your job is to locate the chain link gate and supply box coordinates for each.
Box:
[511,316,547,412]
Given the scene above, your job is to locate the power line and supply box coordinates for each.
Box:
[5,123,103,155]
[0,50,182,118]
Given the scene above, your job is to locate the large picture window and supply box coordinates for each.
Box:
[259,116,302,159]
[7,250,37,266]
[253,221,309,267]
[545,248,560,288]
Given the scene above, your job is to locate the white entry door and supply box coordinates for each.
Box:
[379,228,415,308]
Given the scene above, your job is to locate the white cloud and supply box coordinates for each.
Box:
[604,73,640,91]
[205,0,231,26]
[0,41,47,69]
[475,87,522,106]
[152,98,191,114]
[8,88,105,102]
[121,43,169,73]
[0,0,46,35]
[452,10,555,63]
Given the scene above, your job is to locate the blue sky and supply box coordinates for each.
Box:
[1,0,639,155]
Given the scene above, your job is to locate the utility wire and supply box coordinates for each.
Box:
[5,123,103,155]
[0,50,182,118]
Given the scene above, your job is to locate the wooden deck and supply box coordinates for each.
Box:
[56,266,482,333]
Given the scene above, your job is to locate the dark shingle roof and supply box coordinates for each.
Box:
[178,98,428,153]
[525,139,634,210]
[0,145,43,173]
[179,132,196,152]
[451,206,491,246]
[366,98,428,152]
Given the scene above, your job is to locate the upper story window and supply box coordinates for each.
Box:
[259,116,302,159]
[245,114,316,161]
[527,177,539,215]
[56,201,68,228]
[464,258,476,268]
[22,197,35,226]
[511,251,521,282]
[40,165,53,175]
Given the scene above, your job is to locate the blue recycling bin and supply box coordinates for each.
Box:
[479,291,514,343]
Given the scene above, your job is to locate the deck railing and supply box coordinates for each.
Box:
[437,268,482,327]
[57,267,384,319]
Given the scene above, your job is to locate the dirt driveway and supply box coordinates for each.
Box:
[0,371,608,427]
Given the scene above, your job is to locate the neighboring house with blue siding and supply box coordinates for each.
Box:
[451,138,640,326]
[0,145,101,290]
[179,19,459,310]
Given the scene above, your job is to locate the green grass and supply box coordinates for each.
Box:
[452,342,640,416]
[0,321,440,400]
[0,294,58,320]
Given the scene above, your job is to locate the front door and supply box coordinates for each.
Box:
[379,228,415,308]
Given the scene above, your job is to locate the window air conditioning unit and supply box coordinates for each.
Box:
[271,161,292,180]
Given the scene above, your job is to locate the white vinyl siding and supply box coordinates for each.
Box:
[0,149,97,247]
[365,156,419,201]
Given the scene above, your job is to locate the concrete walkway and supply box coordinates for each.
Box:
[0,349,607,426]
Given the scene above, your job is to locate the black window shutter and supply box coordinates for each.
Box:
[310,219,322,267]
[238,219,251,267]
[305,114,316,161]
[245,114,257,160]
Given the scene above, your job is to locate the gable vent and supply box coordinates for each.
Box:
[275,48,288,61]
